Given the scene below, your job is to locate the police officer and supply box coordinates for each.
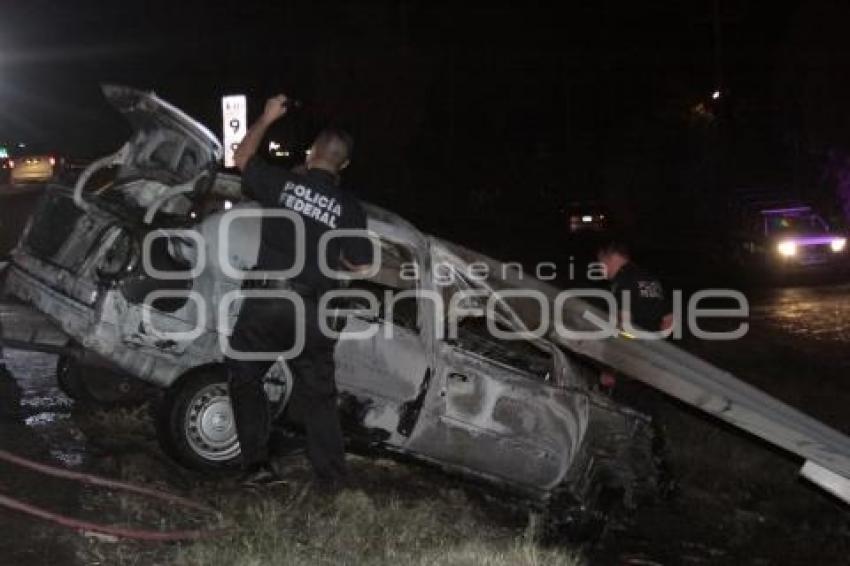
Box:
[596,238,672,394]
[230,95,373,486]
[595,239,677,492]
[596,239,673,334]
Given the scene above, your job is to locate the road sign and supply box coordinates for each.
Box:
[221,95,247,168]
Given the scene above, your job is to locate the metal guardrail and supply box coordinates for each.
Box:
[552,301,850,504]
[453,247,850,504]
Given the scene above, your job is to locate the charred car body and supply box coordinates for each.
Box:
[0,86,652,507]
[2,86,849,512]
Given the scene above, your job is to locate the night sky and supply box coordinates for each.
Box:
[2,1,850,243]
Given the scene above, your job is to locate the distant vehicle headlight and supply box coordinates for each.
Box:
[777,240,797,257]
[831,238,846,252]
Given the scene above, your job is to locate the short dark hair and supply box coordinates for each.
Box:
[596,238,631,258]
[314,127,354,161]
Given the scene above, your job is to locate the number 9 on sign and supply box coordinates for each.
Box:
[222,95,247,168]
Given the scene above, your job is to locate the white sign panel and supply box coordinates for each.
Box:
[222,95,247,168]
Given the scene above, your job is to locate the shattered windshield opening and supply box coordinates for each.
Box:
[438,240,554,334]
[438,259,554,380]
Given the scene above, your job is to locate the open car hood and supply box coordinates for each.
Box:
[102,84,223,185]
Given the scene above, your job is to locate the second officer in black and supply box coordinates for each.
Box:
[230,94,373,486]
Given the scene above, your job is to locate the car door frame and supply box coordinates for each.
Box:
[402,246,584,491]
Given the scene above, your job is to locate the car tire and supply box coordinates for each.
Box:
[56,355,93,402]
[155,364,292,471]
[156,368,241,471]
[56,355,150,406]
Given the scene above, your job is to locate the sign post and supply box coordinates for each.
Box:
[221,95,247,168]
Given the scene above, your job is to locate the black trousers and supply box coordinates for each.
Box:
[226,295,347,481]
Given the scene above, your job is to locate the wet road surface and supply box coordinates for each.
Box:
[0,282,849,564]
[750,283,850,347]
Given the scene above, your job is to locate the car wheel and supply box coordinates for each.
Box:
[56,355,92,402]
[156,364,292,471]
[56,355,150,406]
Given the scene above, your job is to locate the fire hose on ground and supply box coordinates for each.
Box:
[0,448,230,541]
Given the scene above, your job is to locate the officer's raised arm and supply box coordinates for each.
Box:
[233,94,289,171]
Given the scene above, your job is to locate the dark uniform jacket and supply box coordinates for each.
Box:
[242,157,373,295]
[610,262,671,331]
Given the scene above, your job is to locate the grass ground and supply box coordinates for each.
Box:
[72,405,583,566]
[176,485,580,566]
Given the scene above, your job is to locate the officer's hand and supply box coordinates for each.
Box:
[261,94,289,124]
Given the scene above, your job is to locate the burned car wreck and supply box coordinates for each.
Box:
[1,86,849,516]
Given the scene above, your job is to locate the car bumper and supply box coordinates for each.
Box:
[11,170,53,183]
[772,254,847,272]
